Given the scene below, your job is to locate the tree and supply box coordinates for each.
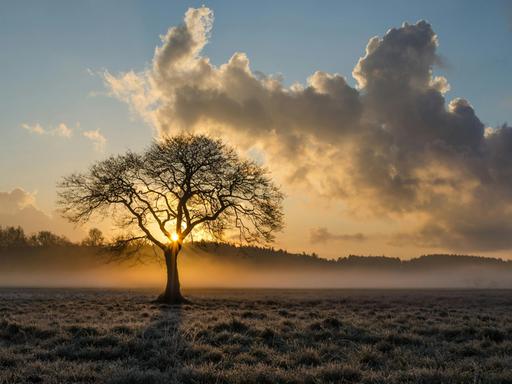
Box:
[81,228,105,247]
[28,230,71,247]
[58,134,284,303]
[0,226,27,248]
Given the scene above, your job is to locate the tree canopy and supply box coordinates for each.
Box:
[57,134,284,302]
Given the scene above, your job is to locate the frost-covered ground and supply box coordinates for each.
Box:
[1,289,511,383]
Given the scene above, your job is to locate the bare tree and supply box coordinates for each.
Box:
[81,228,105,247]
[57,134,284,303]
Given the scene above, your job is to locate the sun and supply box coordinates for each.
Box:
[170,232,179,242]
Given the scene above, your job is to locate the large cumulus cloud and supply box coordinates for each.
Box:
[104,7,512,252]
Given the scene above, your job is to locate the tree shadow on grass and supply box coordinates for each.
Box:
[106,303,190,384]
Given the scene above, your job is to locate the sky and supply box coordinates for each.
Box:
[1,0,511,259]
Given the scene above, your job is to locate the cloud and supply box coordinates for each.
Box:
[310,228,367,244]
[0,188,36,214]
[22,122,107,153]
[21,123,46,135]
[0,188,83,240]
[54,123,73,138]
[82,129,107,152]
[21,122,74,138]
[103,8,512,252]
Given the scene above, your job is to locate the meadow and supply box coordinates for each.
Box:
[1,289,511,384]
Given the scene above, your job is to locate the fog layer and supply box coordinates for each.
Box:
[1,244,510,289]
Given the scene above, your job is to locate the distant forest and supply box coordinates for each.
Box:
[1,225,511,270]
[0,226,101,248]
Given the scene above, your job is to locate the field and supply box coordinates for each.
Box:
[1,289,511,384]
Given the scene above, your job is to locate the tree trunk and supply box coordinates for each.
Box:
[156,244,188,304]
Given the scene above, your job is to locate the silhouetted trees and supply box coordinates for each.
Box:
[1,226,511,281]
[28,230,71,247]
[0,226,27,248]
[81,228,105,247]
[0,226,71,248]
[58,134,284,304]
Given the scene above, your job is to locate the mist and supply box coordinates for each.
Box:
[1,243,510,289]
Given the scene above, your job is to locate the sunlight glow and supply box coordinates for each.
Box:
[170,232,179,242]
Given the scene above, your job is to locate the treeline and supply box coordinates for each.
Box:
[0,226,104,248]
[2,226,511,269]
[192,240,510,267]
